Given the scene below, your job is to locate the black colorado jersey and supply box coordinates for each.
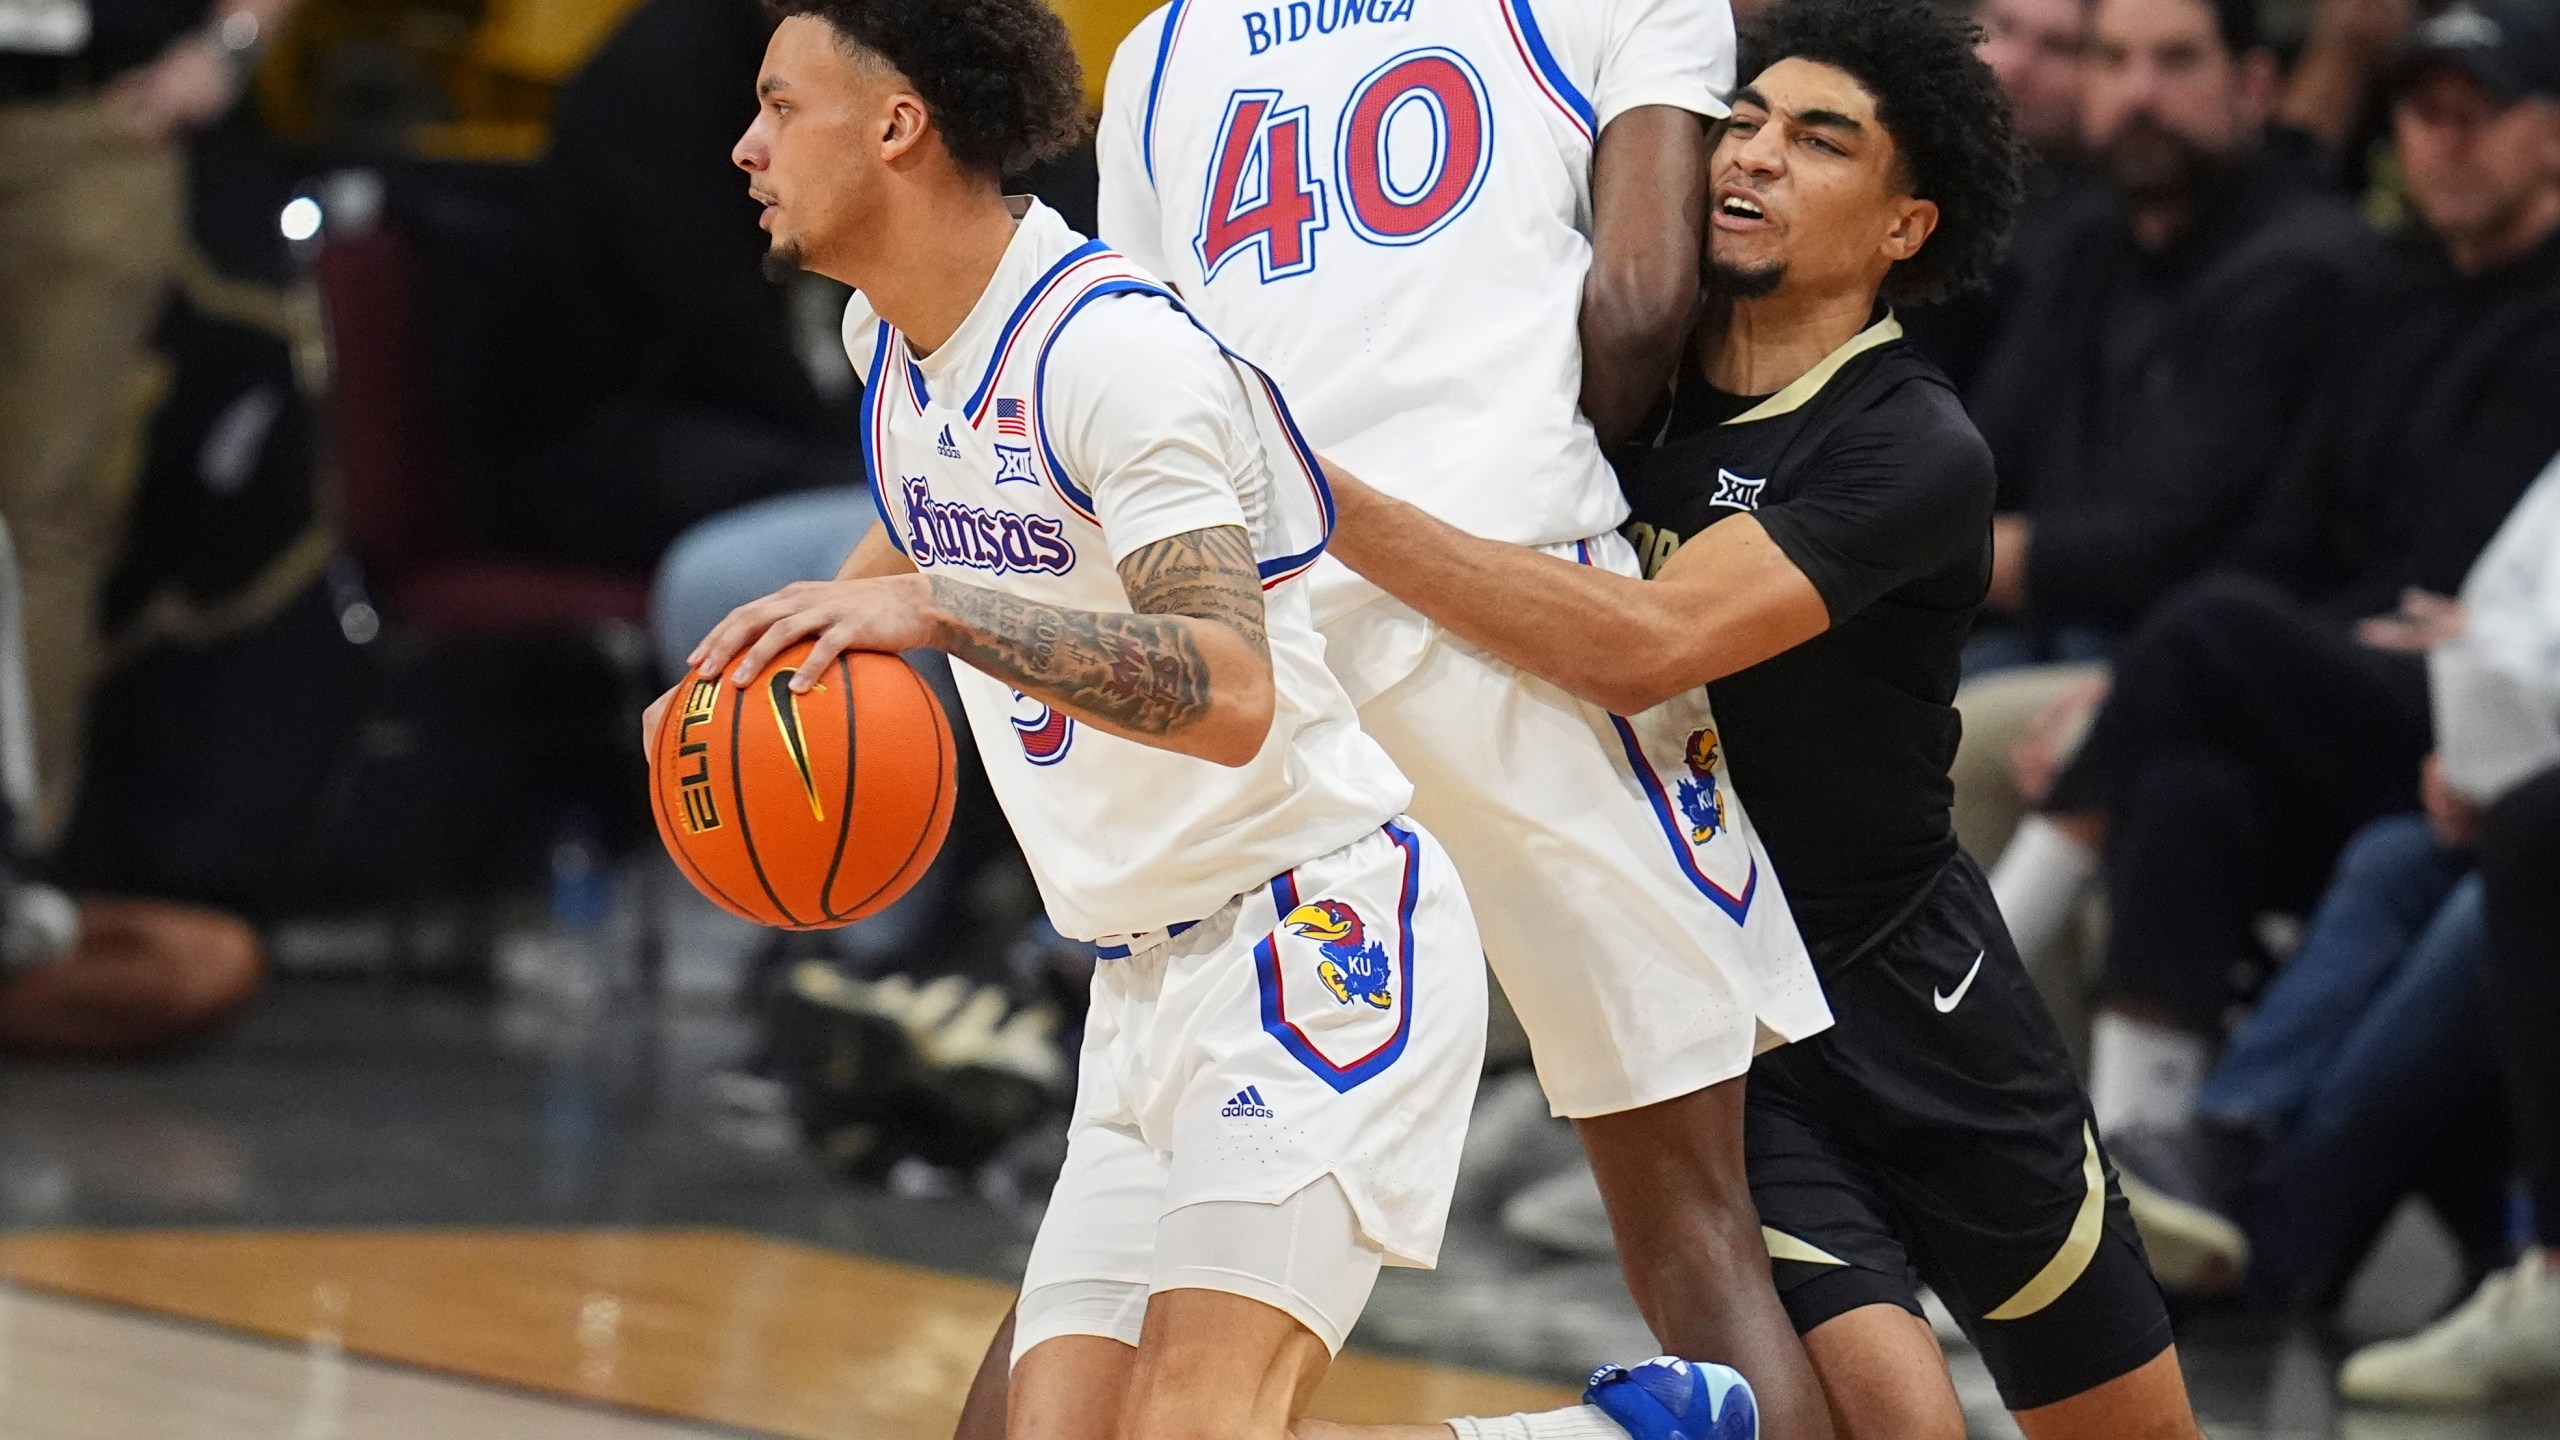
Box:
[1619,320,1995,969]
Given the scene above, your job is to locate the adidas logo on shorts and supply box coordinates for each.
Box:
[1220,1085,1275,1120]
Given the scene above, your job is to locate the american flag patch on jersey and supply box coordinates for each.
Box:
[994,397,1027,437]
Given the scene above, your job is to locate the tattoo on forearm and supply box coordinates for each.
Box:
[1119,525,1267,658]
[925,526,1266,737]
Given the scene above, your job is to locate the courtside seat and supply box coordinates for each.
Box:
[314,197,649,637]
[304,167,661,981]
[389,556,646,638]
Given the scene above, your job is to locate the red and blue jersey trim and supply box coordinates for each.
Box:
[874,245,1333,587]
[963,239,1113,426]
[1140,0,1196,186]
[1497,0,1594,141]
[1609,715,1758,925]
[1566,537,1755,924]
[861,321,905,554]
[1094,917,1197,961]
[1253,822,1421,1092]
[1023,268,1336,588]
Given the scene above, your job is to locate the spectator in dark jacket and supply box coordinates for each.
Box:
[1965,0,2380,663]
[1992,0,2560,1146]
[1949,0,2378,1040]
[474,0,861,574]
[1901,0,2098,390]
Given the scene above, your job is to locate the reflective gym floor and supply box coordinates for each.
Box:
[2,881,2554,1440]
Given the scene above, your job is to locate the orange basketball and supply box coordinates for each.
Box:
[650,642,957,930]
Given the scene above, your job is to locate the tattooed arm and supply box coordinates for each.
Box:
[686,524,1278,767]
[926,525,1274,764]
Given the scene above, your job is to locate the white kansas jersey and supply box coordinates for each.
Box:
[1099,0,1734,548]
[847,199,1412,942]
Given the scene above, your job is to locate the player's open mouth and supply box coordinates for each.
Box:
[1710,188,1771,233]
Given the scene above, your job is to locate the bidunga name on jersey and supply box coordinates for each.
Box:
[847,201,1412,942]
[1100,0,1735,548]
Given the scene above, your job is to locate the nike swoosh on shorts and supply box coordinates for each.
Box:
[1933,951,1985,1013]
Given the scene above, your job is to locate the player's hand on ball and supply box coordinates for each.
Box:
[691,577,938,693]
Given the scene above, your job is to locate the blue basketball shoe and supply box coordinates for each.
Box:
[1583,1356,1757,1440]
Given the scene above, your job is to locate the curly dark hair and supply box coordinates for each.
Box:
[1739,0,2024,305]
[766,0,1087,177]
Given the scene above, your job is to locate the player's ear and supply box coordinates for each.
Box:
[880,90,931,163]
[1881,196,1937,265]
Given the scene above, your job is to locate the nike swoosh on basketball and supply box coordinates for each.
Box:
[767,670,826,821]
[1933,952,1985,1013]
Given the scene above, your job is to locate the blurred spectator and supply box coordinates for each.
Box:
[1902,0,2096,388]
[2336,455,2560,1403]
[1952,0,2376,1040]
[1966,0,2377,670]
[2106,811,2497,1302]
[1993,2,2560,1141]
[2112,446,2560,1344]
[470,0,860,576]
[0,520,259,1053]
[1,0,298,846]
[2362,760,2560,1400]
[2278,0,2429,174]
[0,894,263,1053]
[1980,0,2092,156]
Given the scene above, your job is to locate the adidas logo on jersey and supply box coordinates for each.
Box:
[1221,1085,1275,1119]
[935,424,961,460]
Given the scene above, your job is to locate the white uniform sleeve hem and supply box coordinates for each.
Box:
[1100,510,1258,569]
[1596,84,1730,132]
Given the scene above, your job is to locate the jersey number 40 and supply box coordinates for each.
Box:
[1194,48,1493,284]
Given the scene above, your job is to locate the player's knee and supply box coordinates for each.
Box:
[1118,1373,1291,1440]
[1119,1399,1229,1440]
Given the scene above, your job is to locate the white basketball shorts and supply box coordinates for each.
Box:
[1307,532,1833,1118]
[1014,819,1486,1357]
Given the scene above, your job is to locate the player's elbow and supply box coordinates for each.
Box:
[1571,610,1714,715]
[1192,680,1275,767]
[1179,637,1274,767]
[1587,251,1696,351]
[1580,263,1695,444]
[1581,670,1687,719]
[1586,226,1700,363]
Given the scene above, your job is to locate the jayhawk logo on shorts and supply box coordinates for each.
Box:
[1284,899,1394,1010]
[1675,727,1727,845]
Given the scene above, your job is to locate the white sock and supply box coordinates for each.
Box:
[2088,1010,2208,1133]
[1990,816,2098,966]
[1446,1406,1625,1440]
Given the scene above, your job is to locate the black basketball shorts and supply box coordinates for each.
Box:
[1747,852,2174,1412]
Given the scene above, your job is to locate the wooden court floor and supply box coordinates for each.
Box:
[0,1228,1573,1437]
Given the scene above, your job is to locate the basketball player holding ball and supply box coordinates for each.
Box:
[657,3,1673,1435]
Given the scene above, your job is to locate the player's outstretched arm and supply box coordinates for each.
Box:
[1581,105,1711,446]
[686,524,1276,767]
[1324,461,1826,715]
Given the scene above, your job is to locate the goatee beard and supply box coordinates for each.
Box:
[1708,258,1785,300]
[762,240,806,284]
